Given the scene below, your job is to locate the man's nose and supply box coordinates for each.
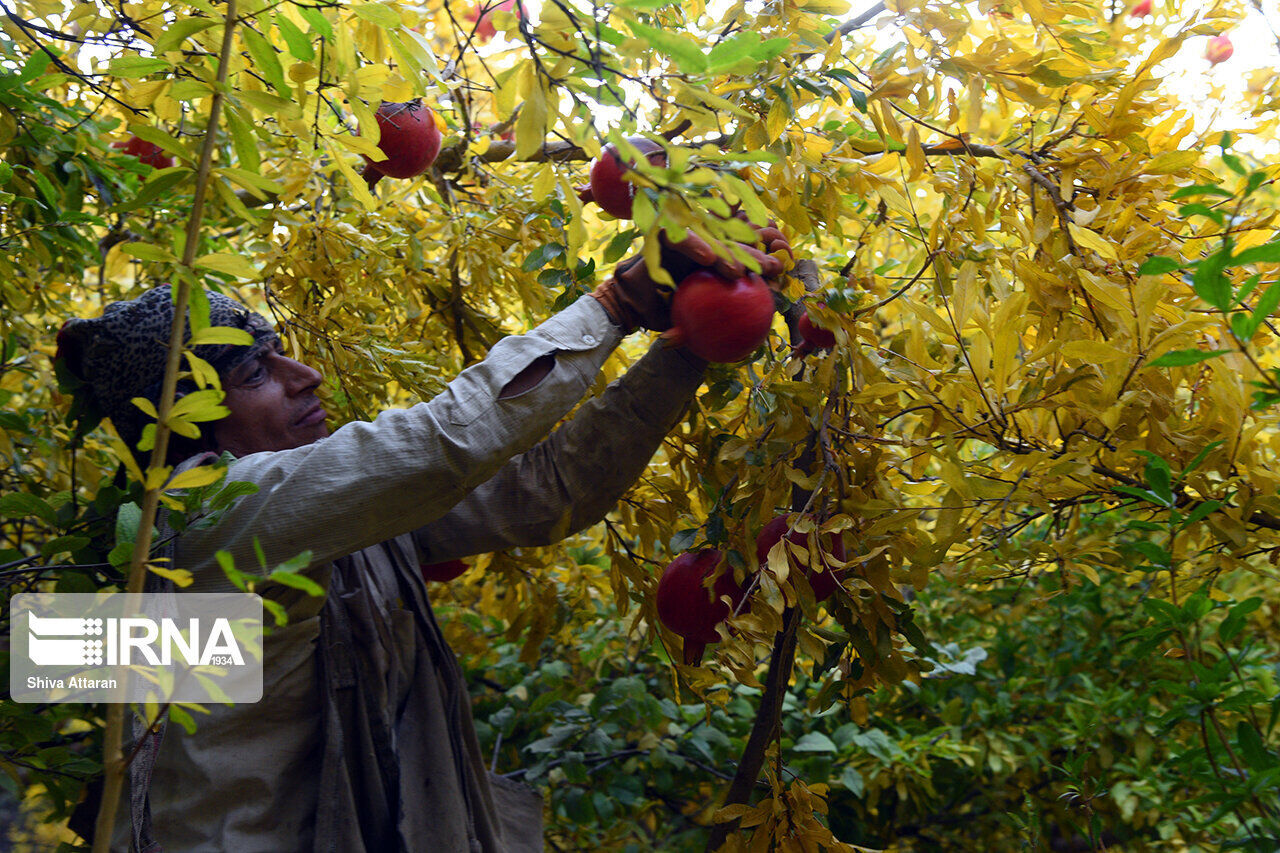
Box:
[281,356,323,394]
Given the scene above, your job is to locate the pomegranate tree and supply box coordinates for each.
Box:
[755,514,847,602]
[584,137,667,219]
[667,271,774,363]
[360,101,443,188]
[655,550,748,665]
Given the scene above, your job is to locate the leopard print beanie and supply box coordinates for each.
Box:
[55,285,278,448]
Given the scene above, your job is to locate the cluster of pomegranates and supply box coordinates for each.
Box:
[581,137,843,363]
[655,514,847,664]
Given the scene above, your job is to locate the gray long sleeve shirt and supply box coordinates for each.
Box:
[127,296,707,851]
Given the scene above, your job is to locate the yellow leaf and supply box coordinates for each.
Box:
[905,125,925,181]
[131,396,158,419]
[189,326,255,346]
[106,431,145,484]
[766,98,789,144]
[328,139,377,210]
[147,564,195,587]
[1061,340,1128,362]
[767,540,791,584]
[168,389,230,423]
[166,465,226,491]
[1067,224,1118,260]
[531,163,556,203]
[145,465,173,491]
[195,253,259,280]
[515,83,547,161]
[1146,150,1199,175]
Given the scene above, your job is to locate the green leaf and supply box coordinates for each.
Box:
[1143,598,1182,624]
[275,15,315,62]
[225,107,260,172]
[1229,240,1280,267]
[1130,540,1171,567]
[793,731,838,753]
[603,230,636,264]
[1192,252,1231,310]
[522,242,564,272]
[1137,256,1181,276]
[121,242,178,264]
[1179,500,1221,530]
[1148,348,1229,367]
[1179,203,1225,225]
[1221,152,1246,175]
[297,6,334,39]
[40,535,90,559]
[707,32,762,72]
[115,501,142,544]
[195,252,259,279]
[352,2,403,28]
[626,22,707,74]
[1138,452,1172,504]
[107,57,173,78]
[241,27,287,95]
[839,766,865,796]
[1235,722,1275,770]
[1179,440,1223,478]
[266,567,325,597]
[0,493,57,524]
[153,18,220,55]
[1170,184,1233,200]
[117,166,191,213]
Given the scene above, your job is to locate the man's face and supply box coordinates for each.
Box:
[212,341,329,456]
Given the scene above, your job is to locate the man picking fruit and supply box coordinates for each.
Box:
[56,221,789,852]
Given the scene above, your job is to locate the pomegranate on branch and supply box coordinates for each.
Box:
[796,304,838,353]
[655,549,748,665]
[1206,34,1234,65]
[419,559,469,583]
[582,137,668,219]
[755,514,847,602]
[360,101,443,189]
[112,135,174,169]
[467,0,523,43]
[666,270,774,363]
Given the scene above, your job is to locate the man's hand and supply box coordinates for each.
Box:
[591,219,793,333]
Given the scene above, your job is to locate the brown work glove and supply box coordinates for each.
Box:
[590,220,792,333]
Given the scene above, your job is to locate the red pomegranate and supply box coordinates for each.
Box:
[797,306,837,351]
[360,101,443,188]
[1205,34,1233,65]
[755,514,847,601]
[655,549,747,665]
[419,559,469,583]
[586,137,666,219]
[468,0,522,42]
[112,135,174,169]
[667,271,775,363]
